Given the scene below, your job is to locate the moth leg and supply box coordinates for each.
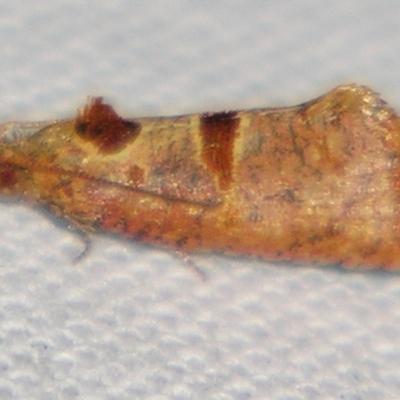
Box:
[71,229,92,264]
[173,250,207,281]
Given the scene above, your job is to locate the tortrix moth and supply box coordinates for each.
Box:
[1,84,400,269]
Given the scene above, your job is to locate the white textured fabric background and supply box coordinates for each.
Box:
[0,1,400,399]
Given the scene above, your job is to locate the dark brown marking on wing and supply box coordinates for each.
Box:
[0,165,18,189]
[200,111,239,190]
[75,97,141,154]
[129,165,145,185]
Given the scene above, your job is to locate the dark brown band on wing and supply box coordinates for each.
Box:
[200,111,239,190]
[75,97,141,154]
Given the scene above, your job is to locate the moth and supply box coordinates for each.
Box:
[1,84,400,269]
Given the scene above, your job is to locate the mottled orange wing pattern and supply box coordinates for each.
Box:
[1,84,400,269]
